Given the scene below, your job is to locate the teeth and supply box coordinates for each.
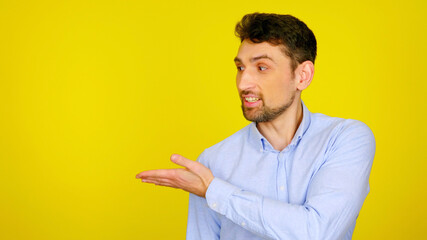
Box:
[245,97,259,102]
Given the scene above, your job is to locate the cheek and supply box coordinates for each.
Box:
[265,78,284,94]
[263,80,293,104]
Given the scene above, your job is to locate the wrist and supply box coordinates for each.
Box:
[201,174,214,198]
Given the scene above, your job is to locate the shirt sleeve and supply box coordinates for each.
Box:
[205,121,376,240]
[186,152,221,240]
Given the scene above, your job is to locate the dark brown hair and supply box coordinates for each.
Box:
[235,13,317,71]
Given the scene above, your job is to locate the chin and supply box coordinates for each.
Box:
[242,109,263,122]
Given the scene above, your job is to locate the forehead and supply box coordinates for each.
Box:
[235,39,288,63]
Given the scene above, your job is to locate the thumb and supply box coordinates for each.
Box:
[171,154,207,174]
[170,154,194,168]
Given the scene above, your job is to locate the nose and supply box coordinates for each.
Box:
[237,69,256,92]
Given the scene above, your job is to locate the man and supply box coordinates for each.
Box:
[136,13,375,240]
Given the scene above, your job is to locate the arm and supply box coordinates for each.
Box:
[205,122,375,240]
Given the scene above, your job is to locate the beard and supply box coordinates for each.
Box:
[241,92,295,123]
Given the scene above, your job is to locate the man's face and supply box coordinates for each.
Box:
[235,39,298,122]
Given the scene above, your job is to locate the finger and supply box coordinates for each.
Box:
[142,178,178,188]
[170,154,199,171]
[143,176,175,183]
[171,154,211,177]
[136,169,176,179]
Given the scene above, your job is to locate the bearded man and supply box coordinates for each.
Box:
[136,13,376,240]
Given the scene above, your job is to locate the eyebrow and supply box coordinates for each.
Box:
[234,55,276,64]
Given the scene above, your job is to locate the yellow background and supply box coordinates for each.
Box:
[1,0,426,239]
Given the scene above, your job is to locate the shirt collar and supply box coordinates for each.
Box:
[248,100,312,152]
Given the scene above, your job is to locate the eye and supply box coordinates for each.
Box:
[258,66,267,71]
[236,66,245,71]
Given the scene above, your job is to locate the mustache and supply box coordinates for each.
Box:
[240,90,263,98]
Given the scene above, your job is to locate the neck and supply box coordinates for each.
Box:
[256,98,303,151]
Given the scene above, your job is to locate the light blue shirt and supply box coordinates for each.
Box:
[186,101,375,240]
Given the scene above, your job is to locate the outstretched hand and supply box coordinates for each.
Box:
[135,154,214,198]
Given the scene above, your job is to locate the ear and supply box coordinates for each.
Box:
[295,61,314,91]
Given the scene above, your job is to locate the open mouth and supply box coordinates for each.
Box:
[242,95,261,107]
[244,97,259,103]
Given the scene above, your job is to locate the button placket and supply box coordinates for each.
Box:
[277,151,288,201]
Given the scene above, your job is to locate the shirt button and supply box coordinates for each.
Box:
[241,222,246,226]
[280,186,285,191]
[211,203,217,208]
